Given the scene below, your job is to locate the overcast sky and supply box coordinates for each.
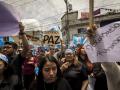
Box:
[1,0,120,30]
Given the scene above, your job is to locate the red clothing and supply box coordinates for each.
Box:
[22,57,37,75]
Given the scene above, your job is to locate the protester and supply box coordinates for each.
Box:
[37,47,45,61]
[1,22,29,90]
[30,56,72,90]
[0,53,18,90]
[22,50,37,90]
[48,47,55,56]
[76,43,108,90]
[60,49,88,90]
[77,46,94,75]
[86,25,120,90]
[34,47,46,77]
[2,42,18,61]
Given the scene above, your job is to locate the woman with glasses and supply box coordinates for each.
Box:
[60,49,88,90]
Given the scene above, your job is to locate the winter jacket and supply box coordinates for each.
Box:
[30,78,72,90]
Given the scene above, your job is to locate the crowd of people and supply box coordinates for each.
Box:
[0,23,120,90]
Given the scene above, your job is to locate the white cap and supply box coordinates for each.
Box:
[0,53,8,64]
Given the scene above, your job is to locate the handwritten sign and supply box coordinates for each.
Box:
[0,1,20,36]
[84,21,120,62]
[43,31,60,45]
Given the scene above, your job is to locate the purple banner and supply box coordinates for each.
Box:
[0,1,20,36]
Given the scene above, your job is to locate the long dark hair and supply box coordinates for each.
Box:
[36,56,62,90]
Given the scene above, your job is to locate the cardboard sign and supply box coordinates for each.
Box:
[43,31,60,45]
[84,21,120,62]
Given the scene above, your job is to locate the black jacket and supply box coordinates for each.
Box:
[30,78,72,90]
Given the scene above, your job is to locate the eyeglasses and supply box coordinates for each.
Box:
[65,53,73,55]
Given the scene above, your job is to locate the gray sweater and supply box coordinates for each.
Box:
[101,63,120,90]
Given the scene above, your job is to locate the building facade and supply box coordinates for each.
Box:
[61,10,120,44]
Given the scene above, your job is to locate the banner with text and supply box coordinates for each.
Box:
[84,21,120,62]
[43,31,60,45]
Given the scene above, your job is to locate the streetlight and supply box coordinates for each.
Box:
[64,0,70,47]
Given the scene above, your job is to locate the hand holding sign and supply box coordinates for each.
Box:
[87,24,97,45]
[84,21,120,62]
[85,21,120,62]
[43,31,60,45]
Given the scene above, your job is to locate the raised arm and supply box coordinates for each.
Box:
[19,22,29,57]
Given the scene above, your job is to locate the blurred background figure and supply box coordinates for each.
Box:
[22,50,37,90]
[0,53,18,90]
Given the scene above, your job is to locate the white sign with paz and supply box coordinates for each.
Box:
[43,31,60,45]
[84,21,120,62]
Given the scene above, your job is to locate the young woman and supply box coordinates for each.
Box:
[30,56,71,90]
[0,53,18,90]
